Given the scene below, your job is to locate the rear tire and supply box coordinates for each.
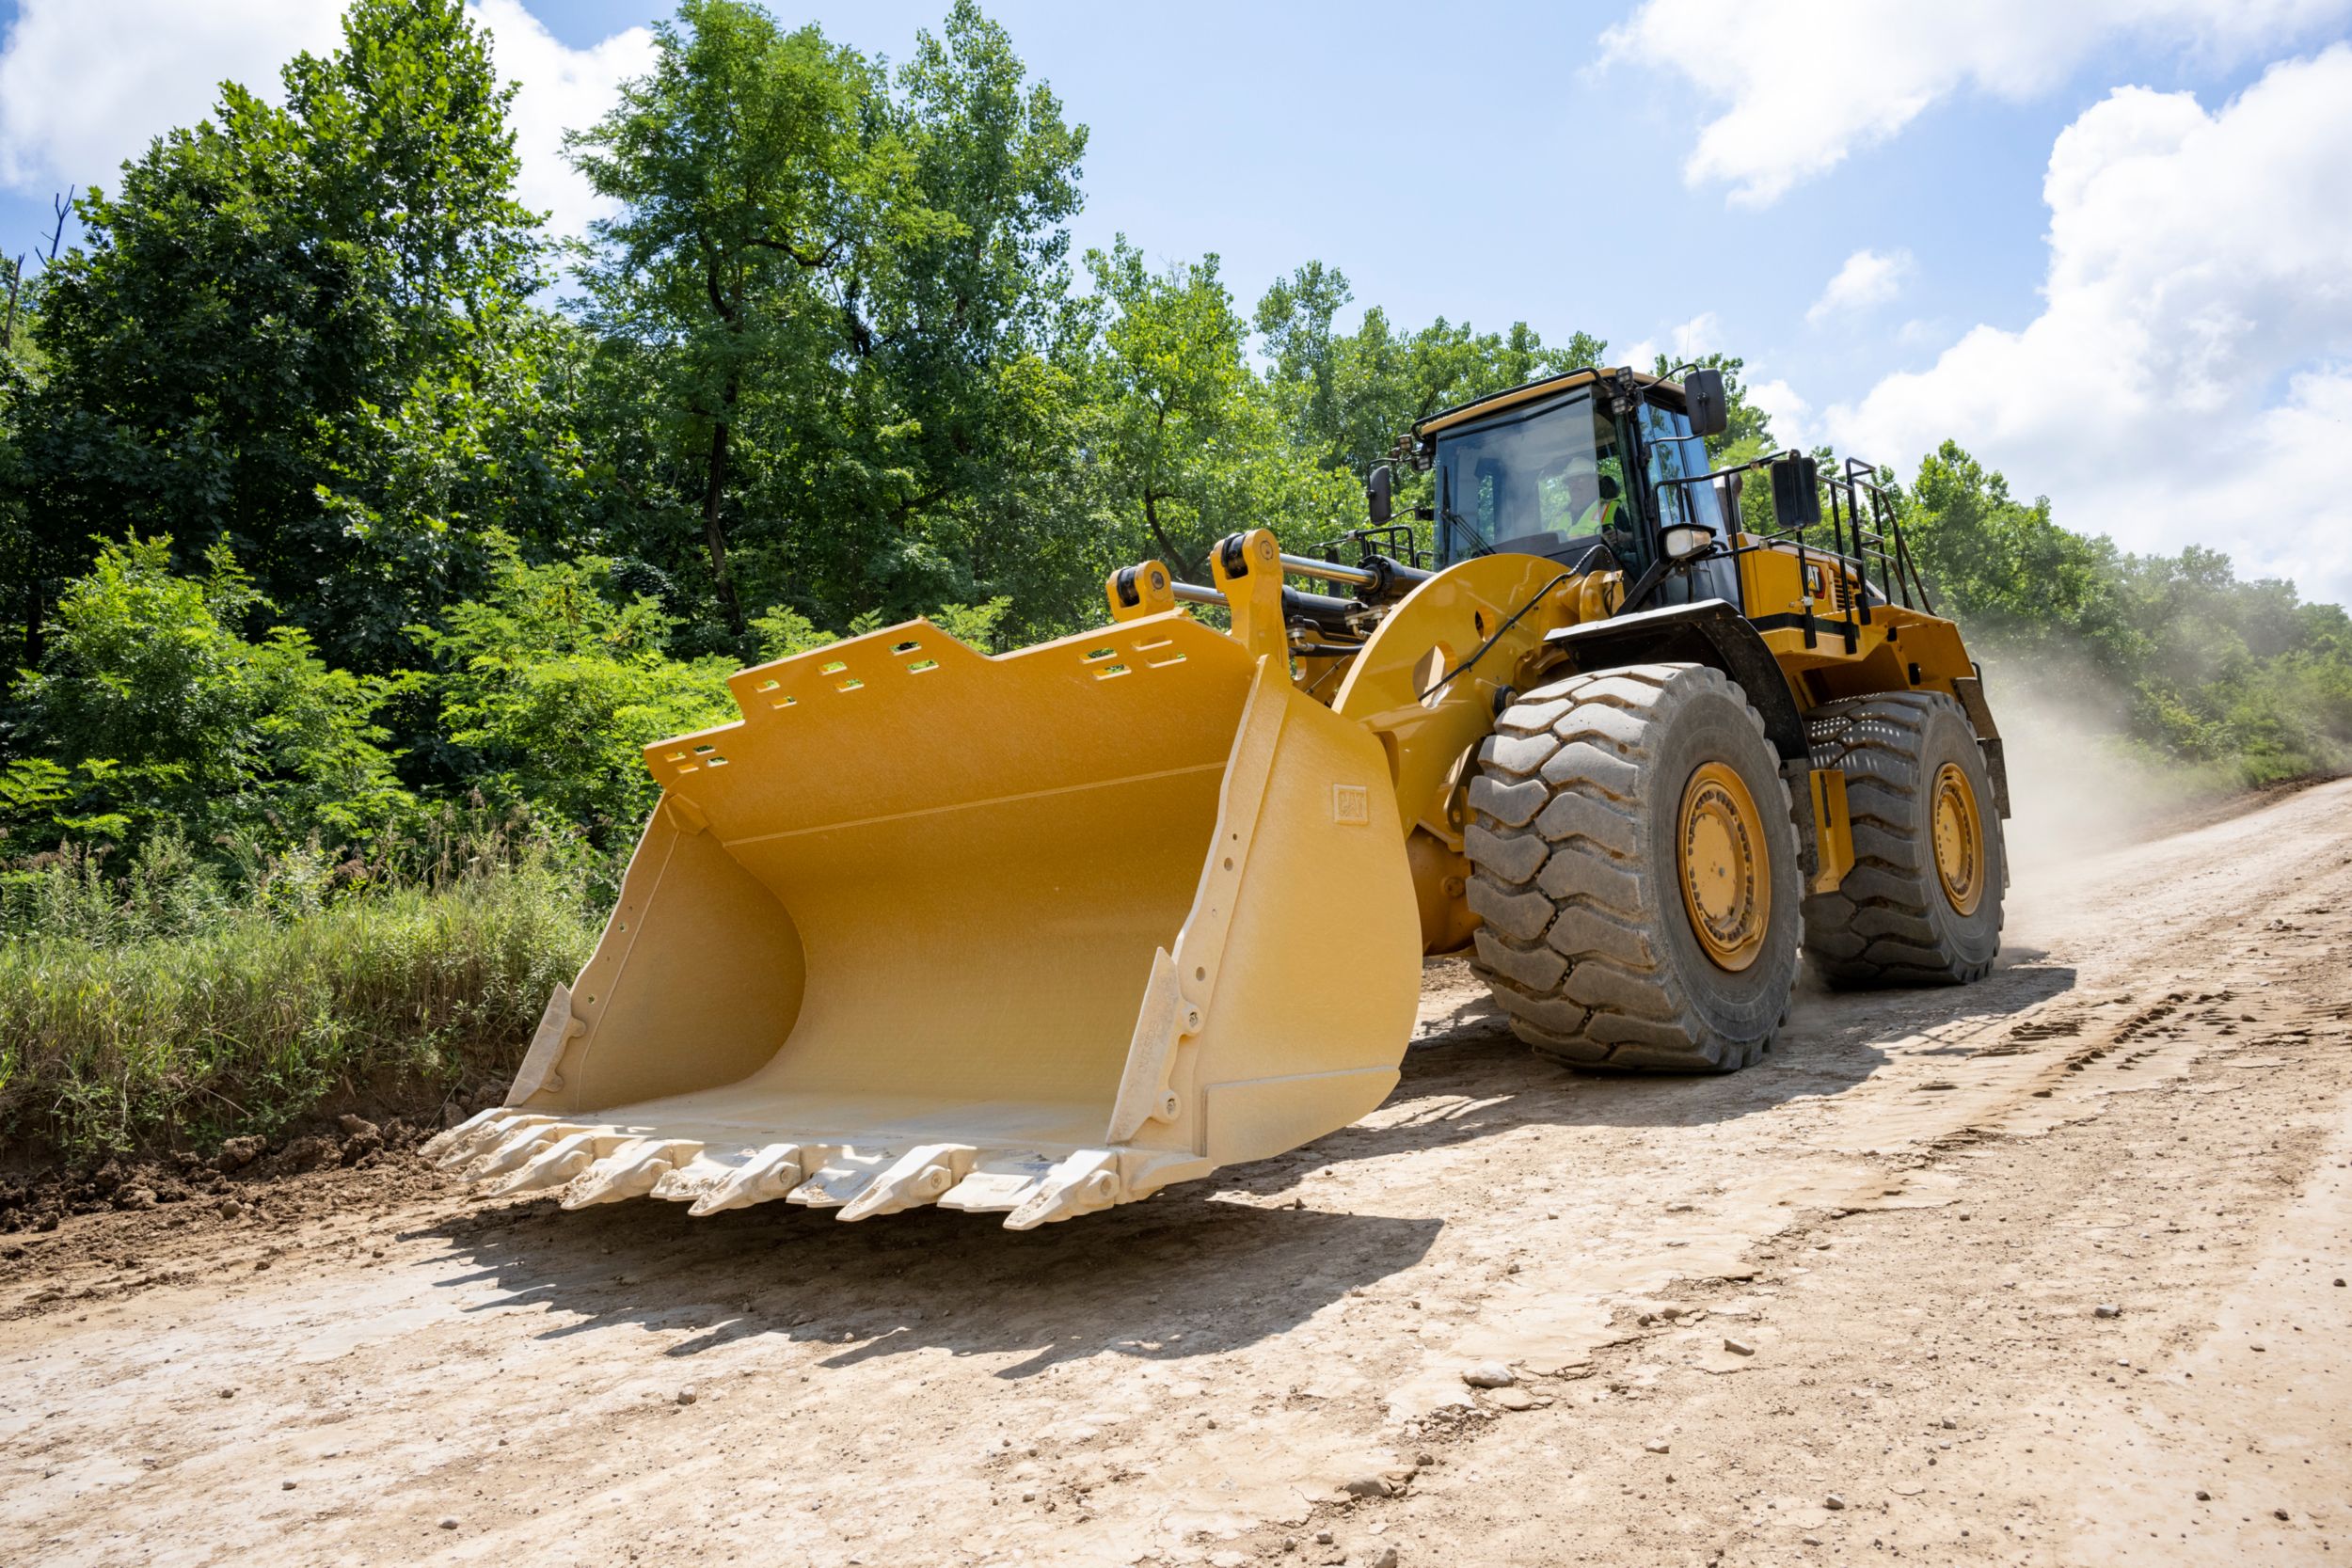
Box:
[1802,692,2005,988]
[1462,662,1803,1072]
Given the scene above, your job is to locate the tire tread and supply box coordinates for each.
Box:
[1802,691,2003,988]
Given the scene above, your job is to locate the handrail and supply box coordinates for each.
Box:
[1659,447,1930,618]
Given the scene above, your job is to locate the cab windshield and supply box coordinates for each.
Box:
[1433,389,1641,569]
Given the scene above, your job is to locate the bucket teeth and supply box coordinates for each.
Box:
[480,1130,601,1197]
[465,1121,564,1181]
[433,1114,1187,1226]
[937,1153,1059,1213]
[647,1148,744,1207]
[433,1111,554,1171]
[560,1138,687,1209]
[421,1106,507,1162]
[1005,1149,1124,1231]
[836,1144,977,1222]
[787,1148,894,1210]
[687,1144,806,1216]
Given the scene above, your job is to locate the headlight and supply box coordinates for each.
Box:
[1662,524,1716,559]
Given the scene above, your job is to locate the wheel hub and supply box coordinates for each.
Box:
[1677,761,1770,972]
[1931,761,1984,915]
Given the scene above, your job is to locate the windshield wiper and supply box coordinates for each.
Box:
[1440,506,1493,559]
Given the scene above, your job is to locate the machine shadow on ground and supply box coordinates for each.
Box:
[415,1186,1443,1379]
[412,949,2077,1380]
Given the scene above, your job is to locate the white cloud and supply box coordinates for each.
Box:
[1617,312,1716,373]
[0,1,341,190]
[1806,248,1912,326]
[1601,0,2352,206]
[469,1,653,238]
[1744,377,1810,451]
[0,1,651,239]
[1825,48,2352,607]
[1668,311,1718,359]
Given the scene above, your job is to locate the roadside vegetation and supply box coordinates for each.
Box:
[2,0,2345,1158]
[0,821,598,1158]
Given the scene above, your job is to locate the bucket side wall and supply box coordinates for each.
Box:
[526,804,810,1113]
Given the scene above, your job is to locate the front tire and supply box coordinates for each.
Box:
[1462,663,1803,1072]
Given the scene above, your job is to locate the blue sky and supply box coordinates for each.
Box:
[5,1,2351,604]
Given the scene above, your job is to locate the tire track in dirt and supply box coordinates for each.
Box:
[1250,785,2352,1566]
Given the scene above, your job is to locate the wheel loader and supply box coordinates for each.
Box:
[427,365,2010,1227]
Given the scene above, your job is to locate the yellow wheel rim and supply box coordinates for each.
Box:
[1931,761,1985,916]
[1677,761,1771,973]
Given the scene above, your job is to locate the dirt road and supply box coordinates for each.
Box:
[5,780,2349,1568]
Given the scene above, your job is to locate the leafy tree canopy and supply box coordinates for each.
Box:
[20,0,564,672]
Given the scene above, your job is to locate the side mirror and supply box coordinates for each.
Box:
[1684,369,1728,439]
[1366,463,1393,527]
[1769,452,1821,531]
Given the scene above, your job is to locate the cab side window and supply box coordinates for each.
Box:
[1641,402,1725,532]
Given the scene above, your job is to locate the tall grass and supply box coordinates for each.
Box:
[0,819,609,1160]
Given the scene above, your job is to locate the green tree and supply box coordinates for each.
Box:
[414,538,737,833]
[1252,260,1354,461]
[1255,261,1608,479]
[1073,239,1359,579]
[1900,441,2135,662]
[0,351,42,679]
[570,0,888,642]
[1893,440,2352,784]
[570,0,1089,650]
[20,0,564,671]
[3,537,411,854]
[834,4,1088,619]
[1085,238,1254,576]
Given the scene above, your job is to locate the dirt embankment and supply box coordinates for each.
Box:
[0,1110,455,1241]
[3,780,2348,1568]
[0,1065,543,1236]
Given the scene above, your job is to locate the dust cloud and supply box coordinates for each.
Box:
[1984,654,2207,875]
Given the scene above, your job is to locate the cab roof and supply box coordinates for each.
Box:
[1415,367,1687,438]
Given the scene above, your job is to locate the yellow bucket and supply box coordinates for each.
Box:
[425,610,1422,1226]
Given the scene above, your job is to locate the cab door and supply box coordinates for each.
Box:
[1638,400,1741,606]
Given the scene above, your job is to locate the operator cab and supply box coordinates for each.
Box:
[1418,369,1729,587]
